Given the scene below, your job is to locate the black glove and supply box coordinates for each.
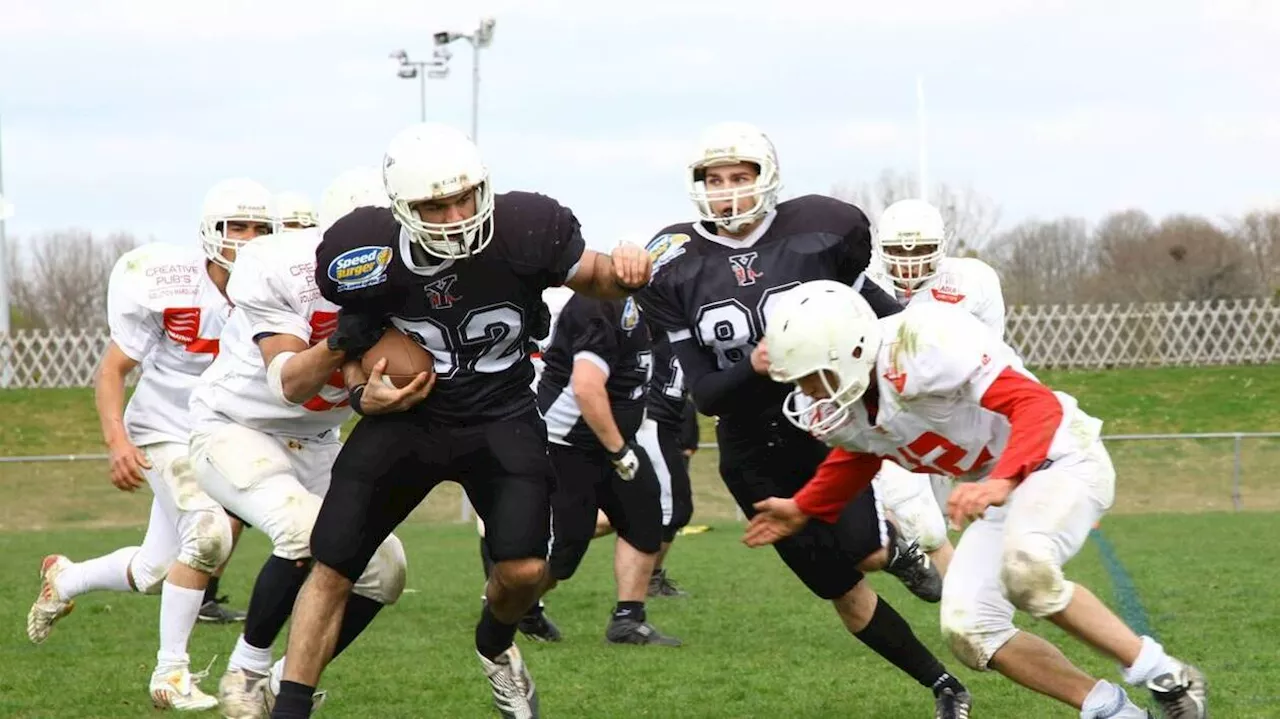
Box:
[607,441,641,481]
[530,299,552,341]
[326,309,386,358]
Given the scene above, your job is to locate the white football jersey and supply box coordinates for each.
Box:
[108,243,232,447]
[190,229,349,439]
[819,302,1100,483]
[869,256,1006,339]
[530,286,574,391]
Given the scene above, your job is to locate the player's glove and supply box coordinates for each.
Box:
[326,309,385,358]
[608,441,642,482]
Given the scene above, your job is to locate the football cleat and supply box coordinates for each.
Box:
[885,535,943,603]
[934,687,972,719]
[26,554,75,644]
[517,607,562,643]
[647,568,688,598]
[605,617,683,647]
[198,595,247,624]
[1148,662,1207,719]
[218,667,268,719]
[478,644,539,719]
[150,660,219,712]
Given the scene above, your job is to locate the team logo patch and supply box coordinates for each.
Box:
[645,233,691,274]
[424,274,461,310]
[328,245,393,291]
[620,297,640,332]
[728,251,763,287]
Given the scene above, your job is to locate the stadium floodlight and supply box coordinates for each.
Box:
[388,49,451,122]
[431,17,497,143]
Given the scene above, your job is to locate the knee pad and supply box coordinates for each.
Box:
[939,601,1019,671]
[126,548,167,595]
[1000,545,1075,618]
[353,534,408,605]
[176,508,233,574]
[549,537,589,581]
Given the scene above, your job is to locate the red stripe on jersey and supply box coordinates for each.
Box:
[793,447,883,524]
[980,367,1064,483]
[185,338,220,355]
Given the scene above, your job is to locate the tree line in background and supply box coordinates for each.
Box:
[4,170,1279,329]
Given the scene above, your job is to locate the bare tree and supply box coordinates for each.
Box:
[9,231,140,329]
[1087,213,1259,303]
[1233,210,1280,296]
[832,169,1002,254]
[984,217,1094,305]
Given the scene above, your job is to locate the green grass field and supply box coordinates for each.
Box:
[1,365,1279,717]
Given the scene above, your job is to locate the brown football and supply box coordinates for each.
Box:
[361,328,435,389]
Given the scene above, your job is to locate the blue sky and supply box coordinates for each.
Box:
[0,0,1276,252]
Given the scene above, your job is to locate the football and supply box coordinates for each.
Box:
[361,328,435,389]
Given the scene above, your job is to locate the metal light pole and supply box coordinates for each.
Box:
[0,112,12,388]
[389,49,450,122]
[432,16,497,143]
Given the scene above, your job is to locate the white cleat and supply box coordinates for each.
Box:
[478,644,539,719]
[218,667,269,719]
[26,554,75,644]
[150,663,219,712]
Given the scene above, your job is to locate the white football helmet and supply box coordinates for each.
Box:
[875,199,947,292]
[318,167,390,232]
[199,178,276,270]
[765,280,883,439]
[276,191,318,230]
[687,122,781,233]
[383,123,494,260]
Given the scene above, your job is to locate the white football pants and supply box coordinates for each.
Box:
[872,460,950,553]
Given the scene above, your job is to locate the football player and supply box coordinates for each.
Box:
[189,168,407,719]
[537,294,681,645]
[26,179,275,710]
[270,123,652,719]
[746,280,1208,719]
[635,332,695,596]
[636,121,971,718]
[863,197,1009,577]
[275,191,318,231]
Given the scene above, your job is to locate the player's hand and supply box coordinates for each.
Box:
[358,358,435,414]
[750,340,771,375]
[108,439,150,492]
[742,497,808,547]
[608,442,642,481]
[327,309,386,359]
[946,478,1017,529]
[611,243,652,291]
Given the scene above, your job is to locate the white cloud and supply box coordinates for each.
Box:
[834,121,907,150]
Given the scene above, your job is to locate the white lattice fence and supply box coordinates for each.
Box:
[1,298,1278,387]
[1006,298,1280,369]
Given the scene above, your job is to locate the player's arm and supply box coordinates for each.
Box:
[571,354,625,453]
[835,203,904,318]
[742,447,882,547]
[93,341,150,491]
[563,246,653,299]
[257,333,345,405]
[339,357,434,416]
[669,336,773,417]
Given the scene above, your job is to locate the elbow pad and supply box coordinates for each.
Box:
[267,351,299,405]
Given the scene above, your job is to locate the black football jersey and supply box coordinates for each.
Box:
[315,192,585,426]
[537,295,652,451]
[645,332,687,430]
[637,194,882,426]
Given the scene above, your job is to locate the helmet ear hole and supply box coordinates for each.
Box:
[852,345,862,359]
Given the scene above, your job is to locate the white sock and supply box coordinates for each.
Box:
[269,656,287,695]
[227,634,274,674]
[1122,635,1181,685]
[1080,680,1127,718]
[156,582,205,668]
[53,547,138,599]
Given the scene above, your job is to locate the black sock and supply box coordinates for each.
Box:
[930,671,967,697]
[612,600,645,623]
[270,681,316,719]
[475,603,518,660]
[853,596,952,690]
[332,594,385,659]
[243,555,312,649]
[522,599,544,620]
[479,538,496,580]
[203,575,221,603]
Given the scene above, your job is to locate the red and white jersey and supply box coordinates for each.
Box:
[190,229,349,439]
[794,302,1102,523]
[869,256,1005,339]
[107,243,231,446]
